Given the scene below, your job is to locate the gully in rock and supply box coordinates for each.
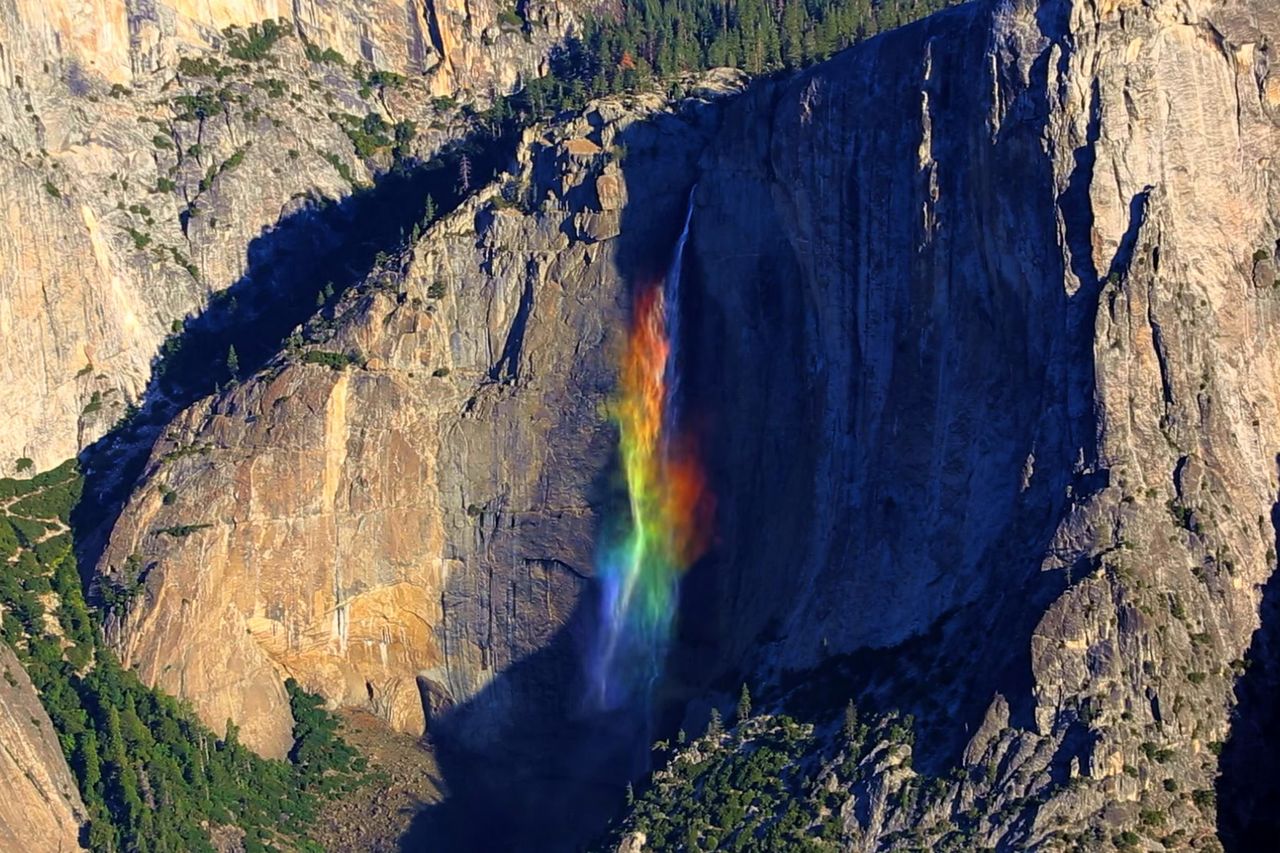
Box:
[590,191,715,711]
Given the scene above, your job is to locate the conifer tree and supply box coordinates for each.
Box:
[706,707,723,740]
[842,699,861,748]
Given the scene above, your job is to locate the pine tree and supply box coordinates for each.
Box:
[225,345,240,379]
[706,707,723,740]
[781,0,806,67]
[457,154,472,193]
[75,730,103,793]
[736,683,752,726]
[842,699,860,748]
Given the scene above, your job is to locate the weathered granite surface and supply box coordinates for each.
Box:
[675,0,1280,846]
[0,642,87,852]
[95,73,746,757]
[0,0,595,477]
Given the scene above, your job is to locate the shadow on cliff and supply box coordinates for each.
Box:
[663,0,1126,789]
[399,582,654,853]
[72,125,520,576]
[1216,455,1280,849]
[397,101,728,852]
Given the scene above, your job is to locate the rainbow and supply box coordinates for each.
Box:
[590,196,713,709]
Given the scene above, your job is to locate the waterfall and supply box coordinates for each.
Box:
[662,187,696,450]
[589,188,713,711]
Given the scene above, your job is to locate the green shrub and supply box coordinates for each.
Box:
[155,523,213,538]
[225,19,290,61]
[339,112,394,158]
[1193,789,1217,810]
[304,43,347,65]
[321,152,355,184]
[1115,830,1140,848]
[177,56,227,78]
[173,91,224,121]
[301,350,356,370]
[124,227,151,250]
[361,69,405,90]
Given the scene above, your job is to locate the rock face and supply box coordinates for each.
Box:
[85,0,1280,845]
[0,643,88,851]
[96,75,745,758]
[0,0,596,86]
[0,0,595,477]
[423,0,603,96]
[677,0,1280,845]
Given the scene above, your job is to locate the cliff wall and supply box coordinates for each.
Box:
[0,642,88,852]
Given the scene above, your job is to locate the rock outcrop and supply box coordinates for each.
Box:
[0,0,597,477]
[675,0,1280,845]
[0,0,597,87]
[0,642,88,851]
[95,73,746,757]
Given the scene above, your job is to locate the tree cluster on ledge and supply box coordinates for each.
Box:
[495,0,955,121]
[0,462,367,852]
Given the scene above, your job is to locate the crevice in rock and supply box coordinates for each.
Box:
[1058,78,1101,290]
[1103,187,1154,284]
[1148,290,1175,408]
[490,265,536,382]
[421,0,448,64]
[1217,454,1280,848]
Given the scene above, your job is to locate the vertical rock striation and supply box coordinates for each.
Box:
[678,0,1280,843]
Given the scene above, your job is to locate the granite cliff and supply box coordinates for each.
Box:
[0,0,593,89]
[672,0,1280,846]
[47,0,1280,848]
[94,73,745,762]
[0,642,87,851]
[0,0,595,477]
